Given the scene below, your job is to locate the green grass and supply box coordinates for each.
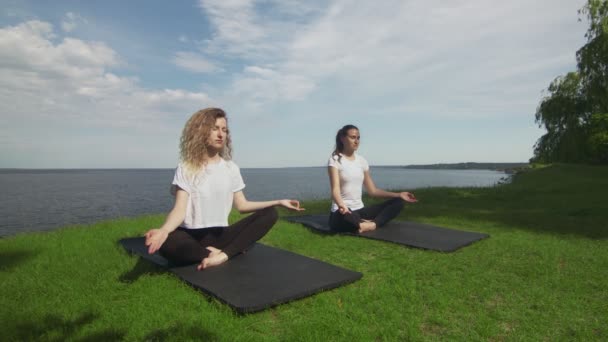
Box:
[1,164,607,341]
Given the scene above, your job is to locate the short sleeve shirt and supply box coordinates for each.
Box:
[328,153,369,212]
[171,159,245,228]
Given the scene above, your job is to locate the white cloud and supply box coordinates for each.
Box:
[284,0,584,92]
[197,0,266,56]
[288,0,584,116]
[0,20,120,80]
[193,0,326,109]
[61,12,87,32]
[1,1,589,167]
[196,0,325,58]
[0,20,212,109]
[194,0,586,118]
[232,66,315,104]
[0,20,214,148]
[172,51,220,73]
[243,66,277,78]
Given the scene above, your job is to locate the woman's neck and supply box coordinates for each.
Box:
[341,150,355,159]
[206,149,222,163]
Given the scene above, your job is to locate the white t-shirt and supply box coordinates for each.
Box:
[328,153,370,212]
[171,159,246,229]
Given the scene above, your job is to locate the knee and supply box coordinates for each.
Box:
[158,234,185,257]
[391,197,406,208]
[158,240,175,258]
[260,206,279,224]
[391,197,405,204]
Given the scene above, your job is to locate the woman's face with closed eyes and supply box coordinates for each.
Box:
[206,117,228,151]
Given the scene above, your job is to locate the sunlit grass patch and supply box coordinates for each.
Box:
[1,164,607,340]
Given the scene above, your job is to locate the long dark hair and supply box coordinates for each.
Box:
[332,124,359,163]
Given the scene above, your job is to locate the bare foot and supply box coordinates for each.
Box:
[197,246,228,270]
[358,220,377,233]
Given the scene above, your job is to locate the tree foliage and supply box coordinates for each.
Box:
[533,0,608,163]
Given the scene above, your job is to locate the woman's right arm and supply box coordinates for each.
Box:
[145,189,189,254]
[328,166,351,214]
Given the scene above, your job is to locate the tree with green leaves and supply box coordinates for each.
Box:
[533,0,608,163]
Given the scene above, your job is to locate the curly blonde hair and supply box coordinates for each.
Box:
[179,108,232,177]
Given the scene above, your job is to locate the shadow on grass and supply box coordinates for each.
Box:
[118,255,228,315]
[143,324,218,341]
[10,312,126,341]
[406,188,607,239]
[0,249,38,271]
[118,253,230,311]
[119,258,166,283]
[8,311,217,341]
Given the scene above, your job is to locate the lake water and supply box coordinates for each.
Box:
[0,167,507,237]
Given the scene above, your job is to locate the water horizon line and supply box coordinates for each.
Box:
[0,161,528,171]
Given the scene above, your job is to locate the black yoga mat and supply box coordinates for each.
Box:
[119,237,362,313]
[286,215,489,252]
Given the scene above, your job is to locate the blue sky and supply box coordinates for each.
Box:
[1,0,588,168]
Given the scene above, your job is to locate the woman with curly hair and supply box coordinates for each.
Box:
[145,108,304,270]
[328,124,417,233]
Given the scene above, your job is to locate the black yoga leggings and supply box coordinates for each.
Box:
[329,197,405,232]
[159,206,278,265]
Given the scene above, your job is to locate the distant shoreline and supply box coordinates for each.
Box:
[384,162,529,173]
[0,162,529,172]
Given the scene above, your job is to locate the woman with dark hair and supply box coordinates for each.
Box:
[328,125,417,233]
[145,108,304,270]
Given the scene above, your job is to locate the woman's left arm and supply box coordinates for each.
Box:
[363,170,418,202]
[233,191,305,213]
